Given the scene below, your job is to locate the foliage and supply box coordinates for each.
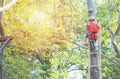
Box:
[1,0,120,79]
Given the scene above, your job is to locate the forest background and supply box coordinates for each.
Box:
[1,0,120,79]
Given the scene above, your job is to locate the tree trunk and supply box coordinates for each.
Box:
[87,0,97,17]
[87,0,101,79]
[0,0,5,79]
[0,0,16,78]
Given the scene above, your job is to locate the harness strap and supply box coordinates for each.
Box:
[89,32,98,34]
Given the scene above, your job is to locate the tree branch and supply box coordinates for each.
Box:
[111,15,120,57]
[0,36,13,42]
[63,39,88,49]
[107,26,114,37]
[107,14,120,58]
[0,0,18,12]
[67,68,87,72]
[115,15,120,36]
[102,54,120,68]
[111,41,120,57]
[0,36,13,54]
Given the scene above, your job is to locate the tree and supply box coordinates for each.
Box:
[86,0,101,79]
[0,0,120,78]
[0,0,17,78]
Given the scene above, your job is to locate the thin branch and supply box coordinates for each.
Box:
[107,15,120,58]
[63,39,88,49]
[70,0,72,25]
[112,14,120,57]
[107,26,114,36]
[68,68,87,72]
[63,47,79,68]
[111,41,120,57]
[102,54,120,68]
[0,0,18,12]
[115,15,120,35]
[0,37,13,54]
[66,53,120,72]
[107,25,116,42]
[111,15,120,57]
[0,36,13,42]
